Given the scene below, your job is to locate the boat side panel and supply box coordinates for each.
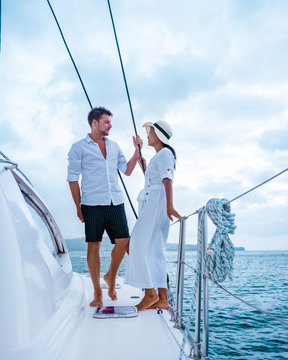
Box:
[0,169,73,348]
[0,183,31,349]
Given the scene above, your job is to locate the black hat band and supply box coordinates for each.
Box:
[153,122,170,140]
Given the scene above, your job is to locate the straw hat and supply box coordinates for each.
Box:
[142,121,173,145]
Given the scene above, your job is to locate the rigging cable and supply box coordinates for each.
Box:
[229,167,288,203]
[185,167,288,219]
[46,0,92,108]
[45,0,138,219]
[106,0,145,173]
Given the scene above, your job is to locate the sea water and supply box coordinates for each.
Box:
[66,239,288,360]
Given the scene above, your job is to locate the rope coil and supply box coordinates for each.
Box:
[203,198,236,283]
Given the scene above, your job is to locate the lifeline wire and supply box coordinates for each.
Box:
[186,167,288,218]
[229,167,288,203]
[106,0,145,174]
[183,202,288,328]
[214,281,288,327]
[183,262,288,328]
[158,312,191,360]
[45,0,138,219]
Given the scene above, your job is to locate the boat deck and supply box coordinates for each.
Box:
[60,275,182,360]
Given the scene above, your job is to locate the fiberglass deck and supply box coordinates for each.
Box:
[60,275,182,360]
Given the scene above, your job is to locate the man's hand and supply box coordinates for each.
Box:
[133,135,143,155]
[77,206,84,223]
[125,136,144,176]
[69,182,83,221]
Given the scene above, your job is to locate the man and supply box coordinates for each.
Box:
[67,107,142,307]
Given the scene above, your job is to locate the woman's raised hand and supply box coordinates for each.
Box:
[138,156,147,171]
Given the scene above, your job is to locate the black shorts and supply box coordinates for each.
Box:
[81,203,129,244]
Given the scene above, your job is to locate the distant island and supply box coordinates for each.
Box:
[65,237,245,252]
[166,243,245,251]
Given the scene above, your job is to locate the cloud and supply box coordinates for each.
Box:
[1,0,288,250]
[258,128,288,151]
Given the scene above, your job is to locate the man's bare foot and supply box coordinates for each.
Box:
[148,299,169,310]
[90,290,103,307]
[136,294,159,311]
[103,273,117,300]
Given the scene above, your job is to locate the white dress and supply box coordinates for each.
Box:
[125,147,175,289]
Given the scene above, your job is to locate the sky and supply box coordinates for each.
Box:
[0,0,288,250]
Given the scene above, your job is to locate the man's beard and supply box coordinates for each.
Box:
[100,129,109,136]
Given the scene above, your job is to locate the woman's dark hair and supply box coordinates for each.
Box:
[163,143,176,168]
[88,107,112,126]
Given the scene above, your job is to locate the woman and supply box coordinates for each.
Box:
[125,120,181,311]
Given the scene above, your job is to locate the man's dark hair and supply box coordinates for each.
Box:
[88,107,112,126]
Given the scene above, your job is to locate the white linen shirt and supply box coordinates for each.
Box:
[67,134,127,206]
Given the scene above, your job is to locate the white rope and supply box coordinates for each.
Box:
[203,198,236,283]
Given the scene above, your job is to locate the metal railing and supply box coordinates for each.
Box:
[174,217,187,329]
[0,151,33,185]
[169,166,288,359]
[172,211,209,359]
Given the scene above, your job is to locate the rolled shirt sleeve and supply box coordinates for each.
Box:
[67,143,82,182]
[117,146,127,174]
[157,148,175,182]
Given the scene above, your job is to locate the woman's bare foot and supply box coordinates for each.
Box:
[90,290,103,307]
[148,288,169,309]
[136,289,159,311]
[148,299,169,310]
[103,273,117,300]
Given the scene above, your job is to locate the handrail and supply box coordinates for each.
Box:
[201,211,209,360]
[174,217,187,329]
[0,151,33,185]
[193,213,202,359]
[170,166,288,358]
[170,211,210,359]
[169,215,288,359]
[11,169,66,255]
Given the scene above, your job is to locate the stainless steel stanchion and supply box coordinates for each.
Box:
[174,217,187,329]
[192,209,204,359]
[201,211,209,360]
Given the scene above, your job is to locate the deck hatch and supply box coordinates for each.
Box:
[93,306,138,319]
